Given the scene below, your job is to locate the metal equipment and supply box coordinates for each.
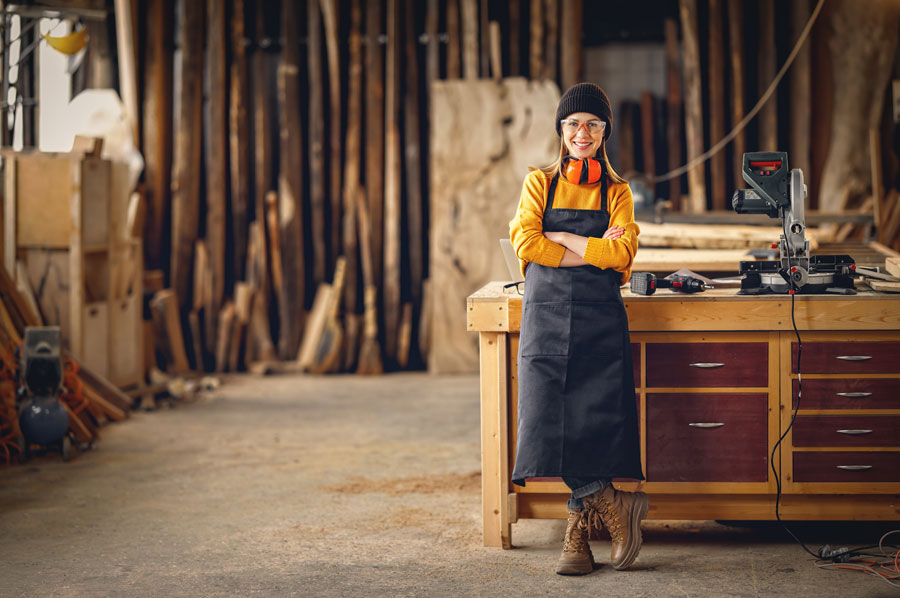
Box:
[732,152,856,295]
[630,272,711,295]
[16,327,71,461]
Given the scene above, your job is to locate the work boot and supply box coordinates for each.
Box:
[555,508,595,575]
[583,484,649,570]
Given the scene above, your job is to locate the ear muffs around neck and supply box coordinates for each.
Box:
[561,156,604,184]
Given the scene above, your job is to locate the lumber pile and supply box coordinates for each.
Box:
[635,221,820,250]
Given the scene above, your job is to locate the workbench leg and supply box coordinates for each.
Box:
[479,331,511,548]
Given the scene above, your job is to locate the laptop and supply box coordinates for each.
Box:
[499,239,525,284]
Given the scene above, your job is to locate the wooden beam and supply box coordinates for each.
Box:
[543,0,558,81]
[384,0,402,363]
[461,0,478,80]
[149,289,190,374]
[664,18,682,208]
[680,0,707,213]
[321,0,342,270]
[252,0,272,228]
[529,0,543,80]
[708,0,726,209]
[140,0,173,271]
[229,0,250,282]
[405,0,425,365]
[758,0,777,151]
[214,300,235,372]
[426,0,440,87]
[447,0,461,78]
[559,0,583,89]
[170,0,204,309]
[308,0,327,284]
[279,0,306,359]
[206,0,227,334]
[365,0,385,285]
[509,0,520,77]
[727,0,747,188]
[114,0,139,143]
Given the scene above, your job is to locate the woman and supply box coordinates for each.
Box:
[509,83,647,576]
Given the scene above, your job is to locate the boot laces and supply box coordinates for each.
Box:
[590,491,625,543]
[562,510,590,553]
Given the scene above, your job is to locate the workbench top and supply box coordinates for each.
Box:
[467,280,900,332]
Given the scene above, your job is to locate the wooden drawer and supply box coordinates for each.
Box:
[646,343,767,388]
[792,415,900,447]
[793,451,900,482]
[791,342,900,374]
[646,394,768,482]
[791,379,900,410]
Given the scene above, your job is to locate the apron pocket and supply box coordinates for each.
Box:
[520,302,571,357]
[570,301,626,357]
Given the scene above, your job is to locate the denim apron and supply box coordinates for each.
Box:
[511,168,644,485]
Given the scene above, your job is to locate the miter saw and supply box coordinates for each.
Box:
[732,152,856,295]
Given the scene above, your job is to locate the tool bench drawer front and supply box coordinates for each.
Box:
[645,393,768,482]
[645,342,767,388]
[791,415,900,447]
[793,452,900,483]
[791,379,900,410]
[791,342,900,374]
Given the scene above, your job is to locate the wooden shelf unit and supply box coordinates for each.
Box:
[469,281,900,549]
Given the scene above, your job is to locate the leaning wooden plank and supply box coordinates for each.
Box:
[192,240,209,313]
[529,0,543,80]
[426,0,440,84]
[3,155,15,276]
[82,385,127,422]
[297,283,334,370]
[707,0,726,209]
[248,288,276,363]
[229,0,250,282]
[64,403,94,445]
[366,0,385,283]
[308,257,346,375]
[321,0,342,267]
[308,0,328,285]
[679,0,707,213]
[383,0,402,364]
[279,0,307,359]
[727,0,746,188]
[149,289,191,374]
[214,300,236,373]
[206,0,227,328]
[170,0,205,310]
[446,0,461,78]
[228,282,252,371]
[789,0,812,178]
[559,0,582,90]
[356,186,383,375]
[141,0,173,271]
[14,260,42,325]
[77,364,133,412]
[886,256,900,279]
[252,0,273,227]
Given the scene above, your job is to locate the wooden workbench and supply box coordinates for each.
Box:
[468,281,900,548]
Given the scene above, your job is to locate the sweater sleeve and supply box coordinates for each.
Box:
[582,184,640,283]
[509,171,566,276]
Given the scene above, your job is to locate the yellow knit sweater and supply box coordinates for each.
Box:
[509,169,641,283]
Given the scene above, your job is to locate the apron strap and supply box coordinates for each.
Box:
[546,172,560,212]
[601,161,608,213]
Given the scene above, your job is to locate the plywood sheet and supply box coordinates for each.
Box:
[429,78,559,373]
[15,155,73,247]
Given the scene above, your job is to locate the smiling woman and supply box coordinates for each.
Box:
[508,82,647,577]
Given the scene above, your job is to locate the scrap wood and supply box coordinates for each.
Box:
[76,364,132,413]
[635,220,820,250]
[855,266,900,282]
[868,279,900,293]
[82,385,127,422]
[886,257,900,279]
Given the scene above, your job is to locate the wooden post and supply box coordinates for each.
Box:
[727,0,747,189]
[790,0,812,177]
[278,0,307,359]
[447,0,461,78]
[343,0,365,370]
[529,0,543,80]
[758,0,777,151]
[479,331,511,548]
[114,0,139,144]
[141,0,173,272]
[708,0,726,209]
[405,0,425,365]
[170,0,204,309]
[509,0,520,76]
[366,0,385,285]
[462,0,478,80]
[559,0,583,90]
[384,0,402,363]
[664,18,682,208]
[680,0,707,213]
[426,0,440,86]
[321,0,342,270]
[640,92,656,185]
[252,0,272,229]
[206,0,227,334]
[309,0,327,285]
[229,0,250,282]
[543,0,558,81]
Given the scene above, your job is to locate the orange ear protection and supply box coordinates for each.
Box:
[561,156,604,184]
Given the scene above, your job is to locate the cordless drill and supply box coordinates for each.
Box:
[630,272,711,295]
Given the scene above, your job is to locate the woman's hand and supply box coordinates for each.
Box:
[602,225,625,240]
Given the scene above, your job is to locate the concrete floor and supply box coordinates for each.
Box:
[1,372,897,598]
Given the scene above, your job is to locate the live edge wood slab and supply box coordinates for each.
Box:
[468,281,900,548]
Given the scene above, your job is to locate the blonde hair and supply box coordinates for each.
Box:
[537,136,628,185]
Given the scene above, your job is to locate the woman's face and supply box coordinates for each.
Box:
[561,111,606,160]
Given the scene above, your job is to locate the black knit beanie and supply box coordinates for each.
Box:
[555,83,613,139]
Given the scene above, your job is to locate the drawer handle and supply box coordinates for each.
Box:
[835,355,872,361]
[688,362,725,369]
[688,422,725,428]
[836,465,872,471]
[836,429,873,435]
[836,392,872,398]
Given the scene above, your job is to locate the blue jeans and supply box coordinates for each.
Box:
[563,477,610,510]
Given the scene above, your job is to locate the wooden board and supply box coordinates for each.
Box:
[321,0,342,267]
[149,289,190,374]
[727,0,747,192]
[206,0,228,330]
[636,221,820,250]
[383,0,401,363]
[707,0,726,209]
[665,18,682,208]
[308,0,327,284]
[680,0,707,213]
[297,283,333,369]
[868,280,900,293]
[559,0,583,89]
[886,257,900,278]
[428,79,559,373]
[365,0,385,286]
[228,0,250,281]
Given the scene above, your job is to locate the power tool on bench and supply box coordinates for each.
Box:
[731,151,856,295]
[630,272,711,295]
